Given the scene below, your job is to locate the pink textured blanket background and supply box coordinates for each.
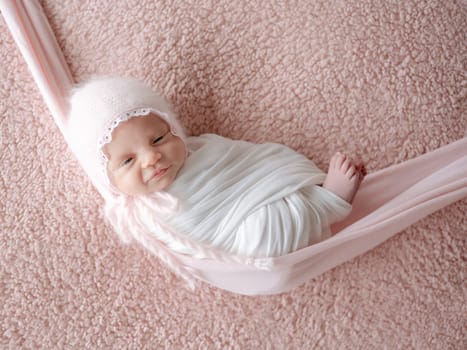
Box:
[1,0,466,349]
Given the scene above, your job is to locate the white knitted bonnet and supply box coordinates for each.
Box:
[66,76,186,199]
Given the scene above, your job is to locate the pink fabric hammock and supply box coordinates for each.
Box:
[2,0,465,295]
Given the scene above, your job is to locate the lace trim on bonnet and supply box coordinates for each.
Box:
[97,107,178,183]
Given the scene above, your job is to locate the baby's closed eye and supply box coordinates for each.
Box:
[120,157,133,167]
[152,135,164,144]
[152,131,169,145]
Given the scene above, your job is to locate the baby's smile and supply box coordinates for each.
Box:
[145,166,170,183]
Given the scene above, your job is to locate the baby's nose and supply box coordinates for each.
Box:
[142,150,162,168]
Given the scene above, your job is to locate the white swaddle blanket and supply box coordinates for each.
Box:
[140,134,351,258]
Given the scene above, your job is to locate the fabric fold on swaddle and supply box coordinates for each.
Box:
[139,134,351,258]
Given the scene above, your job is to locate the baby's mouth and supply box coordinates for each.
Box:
[146,166,170,182]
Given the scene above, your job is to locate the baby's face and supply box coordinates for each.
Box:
[104,114,186,196]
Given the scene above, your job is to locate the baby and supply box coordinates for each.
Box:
[105,113,362,202]
[67,76,365,285]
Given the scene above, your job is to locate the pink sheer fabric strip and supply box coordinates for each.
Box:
[2,0,465,295]
[0,0,73,137]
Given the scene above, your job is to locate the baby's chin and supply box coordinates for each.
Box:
[112,182,153,197]
[126,180,176,197]
[119,185,160,197]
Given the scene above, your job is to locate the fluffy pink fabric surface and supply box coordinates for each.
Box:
[1,0,465,348]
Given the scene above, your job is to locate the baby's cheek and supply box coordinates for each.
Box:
[106,169,118,188]
[111,175,126,193]
[179,142,188,162]
[109,170,130,194]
